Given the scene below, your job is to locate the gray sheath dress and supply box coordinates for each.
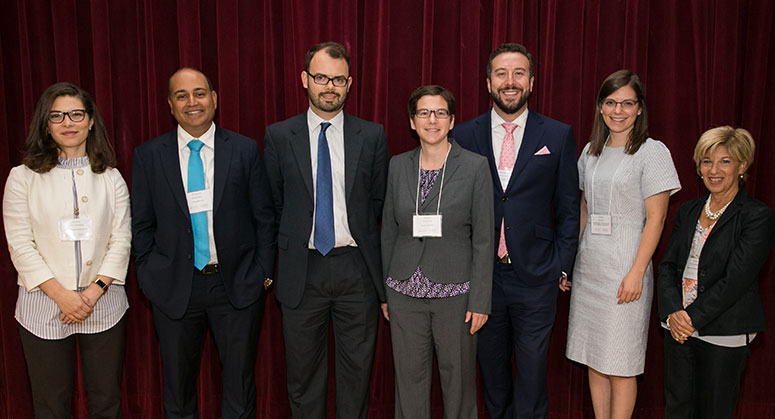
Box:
[566,138,680,376]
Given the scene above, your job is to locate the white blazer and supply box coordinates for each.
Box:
[3,164,131,291]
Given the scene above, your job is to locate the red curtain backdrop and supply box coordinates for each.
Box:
[1,0,774,417]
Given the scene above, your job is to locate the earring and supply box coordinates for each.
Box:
[739,174,744,179]
[699,175,703,180]
[89,126,93,131]
[638,111,642,115]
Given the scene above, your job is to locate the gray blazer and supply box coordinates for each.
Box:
[381,139,494,314]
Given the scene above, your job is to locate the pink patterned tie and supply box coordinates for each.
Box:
[497,123,517,258]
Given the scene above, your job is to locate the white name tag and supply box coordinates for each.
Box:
[187,189,213,214]
[413,214,442,237]
[590,214,612,235]
[685,256,699,280]
[497,169,512,190]
[59,217,93,241]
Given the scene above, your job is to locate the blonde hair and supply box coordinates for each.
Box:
[693,126,755,181]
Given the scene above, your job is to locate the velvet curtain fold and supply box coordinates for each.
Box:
[1,1,774,417]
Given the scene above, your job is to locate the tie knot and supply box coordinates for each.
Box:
[502,123,517,134]
[188,139,204,153]
[320,122,331,134]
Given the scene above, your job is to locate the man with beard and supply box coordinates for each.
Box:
[263,41,390,418]
[451,43,579,419]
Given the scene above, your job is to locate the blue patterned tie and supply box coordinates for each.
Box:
[314,122,335,256]
[187,139,210,270]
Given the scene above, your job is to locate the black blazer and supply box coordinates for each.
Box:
[131,127,276,319]
[263,112,390,308]
[657,188,774,335]
[451,109,579,285]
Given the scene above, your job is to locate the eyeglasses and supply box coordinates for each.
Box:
[308,73,349,87]
[48,109,87,124]
[414,109,451,119]
[601,99,639,111]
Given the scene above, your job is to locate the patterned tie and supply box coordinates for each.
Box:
[497,123,517,258]
[314,122,335,256]
[187,139,210,270]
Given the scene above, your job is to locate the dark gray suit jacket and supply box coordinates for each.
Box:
[131,127,276,319]
[381,140,494,314]
[263,112,390,308]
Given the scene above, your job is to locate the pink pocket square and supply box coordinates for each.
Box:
[534,145,551,155]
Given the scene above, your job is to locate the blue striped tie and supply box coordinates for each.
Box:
[314,122,335,256]
[187,139,210,270]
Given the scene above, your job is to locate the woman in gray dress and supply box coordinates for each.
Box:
[564,70,680,418]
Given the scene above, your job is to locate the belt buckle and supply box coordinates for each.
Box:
[200,263,220,274]
[497,254,511,264]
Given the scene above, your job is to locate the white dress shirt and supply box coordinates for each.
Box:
[306,109,356,249]
[177,122,219,263]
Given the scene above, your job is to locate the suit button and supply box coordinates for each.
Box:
[699,286,705,292]
[81,196,88,203]
[187,254,192,260]
[76,169,84,175]
[505,226,510,230]
[85,260,93,266]
[502,197,508,201]
[419,238,424,242]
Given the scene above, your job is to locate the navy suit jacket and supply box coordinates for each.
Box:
[452,109,580,285]
[131,127,276,319]
[263,112,390,308]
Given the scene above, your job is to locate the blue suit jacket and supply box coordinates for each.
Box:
[452,109,580,285]
[131,127,276,319]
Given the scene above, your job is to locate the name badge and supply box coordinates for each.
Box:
[59,217,93,241]
[413,214,442,237]
[187,189,213,214]
[684,256,699,280]
[590,214,612,235]
[497,169,512,190]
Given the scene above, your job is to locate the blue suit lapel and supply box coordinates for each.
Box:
[508,110,542,192]
[343,113,362,203]
[475,113,500,191]
[160,131,189,216]
[212,128,231,214]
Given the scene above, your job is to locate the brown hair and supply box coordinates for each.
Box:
[408,85,456,118]
[23,82,116,173]
[587,70,648,156]
[487,43,535,79]
[305,42,350,72]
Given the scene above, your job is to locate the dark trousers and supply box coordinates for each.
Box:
[18,316,126,419]
[664,331,750,419]
[281,247,378,419]
[477,263,558,419]
[152,271,264,419]
[386,288,477,419]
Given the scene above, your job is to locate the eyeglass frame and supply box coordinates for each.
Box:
[413,108,451,119]
[48,109,88,124]
[601,99,639,111]
[307,73,349,87]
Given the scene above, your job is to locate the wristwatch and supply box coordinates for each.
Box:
[93,277,108,291]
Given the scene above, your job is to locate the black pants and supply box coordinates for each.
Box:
[664,331,750,419]
[152,271,264,419]
[18,316,126,419]
[281,247,378,419]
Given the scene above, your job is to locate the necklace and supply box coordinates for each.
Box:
[704,196,732,220]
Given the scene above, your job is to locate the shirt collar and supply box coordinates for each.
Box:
[490,107,529,129]
[306,108,345,134]
[177,122,216,151]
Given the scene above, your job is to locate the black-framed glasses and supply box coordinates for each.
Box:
[414,109,450,119]
[308,73,349,87]
[601,99,638,111]
[48,109,87,124]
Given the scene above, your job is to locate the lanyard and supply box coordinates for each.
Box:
[415,144,451,216]
[589,145,626,215]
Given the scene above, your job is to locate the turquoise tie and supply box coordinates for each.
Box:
[187,139,210,270]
